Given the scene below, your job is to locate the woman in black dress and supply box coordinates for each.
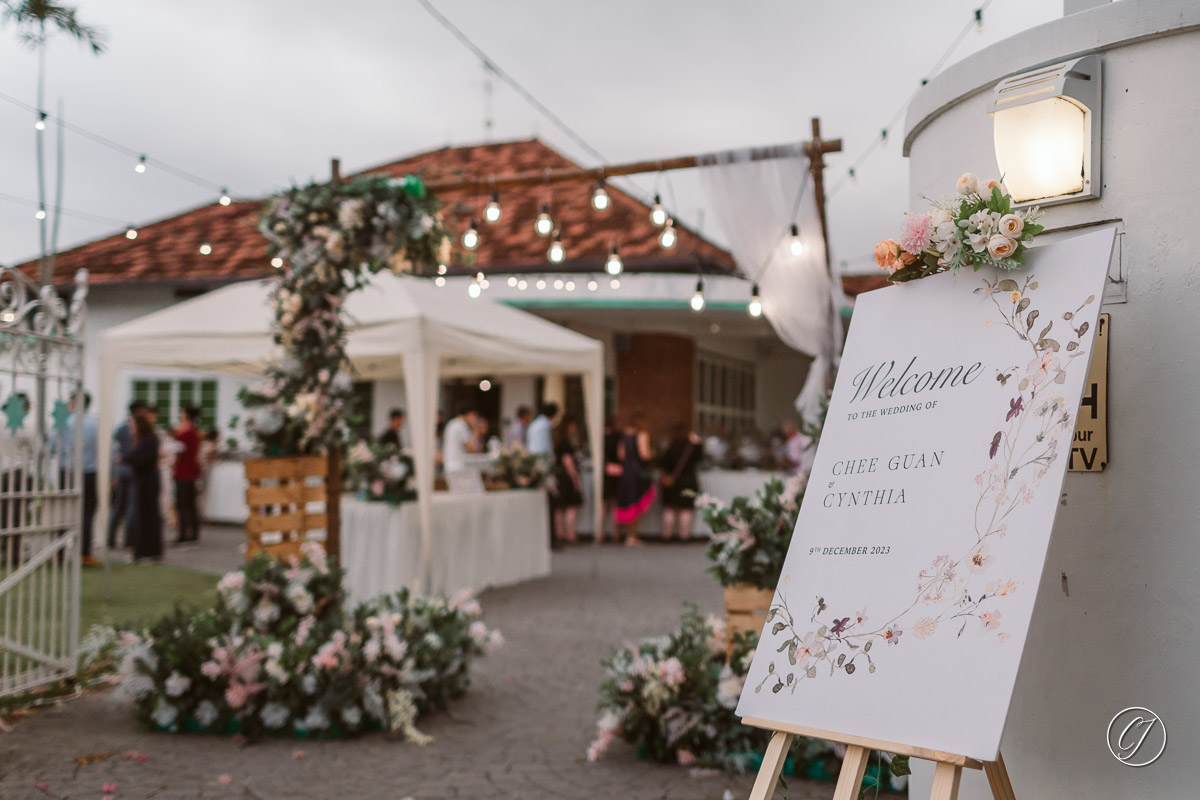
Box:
[548,418,583,544]
[126,411,163,561]
[659,422,703,541]
[615,411,655,547]
[600,416,622,542]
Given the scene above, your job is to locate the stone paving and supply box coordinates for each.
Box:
[1,538,843,800]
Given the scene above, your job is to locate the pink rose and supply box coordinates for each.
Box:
[200,660,222,680]
[998,214,1023,237]
[987,235,1017,259]
[983,179,1007,195]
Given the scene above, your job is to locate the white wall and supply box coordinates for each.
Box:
[903,9,1199,798]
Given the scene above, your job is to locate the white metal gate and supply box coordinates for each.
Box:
[0,267,87,699]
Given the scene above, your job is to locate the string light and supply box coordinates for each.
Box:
[507,276,518,287]
[480,278,490,289]
[650,194,667,226]
[565,280,576,291]
[536,278,547,290]
[462,219,480,250]
[748,284,763,318]
[553,278,564,290]
[659,218,678,249]
[587,279,598,291]
[468,278,482,298]
[517,279,528,291]
[974,8,984,32]
[219,189,232,206]
[591,180,610,211]
[610,278,621,289]
[547,230,565,264]
[1,310,14,323]
[34,111,46,131]
[126,226,139,240]
[605,244,623,276]
[435,275,447,287]
[484,191,502,223]
[479,379,492,392]
[134,155,147,174]
[199,243,212,255]
[437,263,448,275]
[34,207,46,220]
[690,278,706,312]
[789,224,805,257]
[534,203,554,236]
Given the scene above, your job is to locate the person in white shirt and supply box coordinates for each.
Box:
[526,402,559,462]
[782,420,816,477]
[441,403,480,475]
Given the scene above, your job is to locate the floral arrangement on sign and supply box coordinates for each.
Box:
[875,173,1046,283]
[488,444,545,489]
[81,543,501,742]
[240,175,450,455]
[697,475,807,591]
[754,276,1094,690]
[344,439,417,504]
[588,607,909,793]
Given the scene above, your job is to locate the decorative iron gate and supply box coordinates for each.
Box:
[0,267,87,699]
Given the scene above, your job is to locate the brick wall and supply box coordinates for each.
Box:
[615,333,694,441]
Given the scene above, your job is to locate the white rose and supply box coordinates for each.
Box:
[988,235,1017,259]
[956,172,980,196]
[999,214,1024,237]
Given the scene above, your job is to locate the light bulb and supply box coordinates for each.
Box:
[748,284,763,318]
[553,279,564,290]
[435,276,446,287]
[591,181,610,211]
[547,231,565,264]
[271,256,283,268]
[659,219,678,249]
[479,379,492,392]
[462,219,480,250]
[199,243,212,255]
[587,280,598,292]
[605,245,623,276]
[480,278,490,289]
[126,227,138,240]
[974,8,983,32]
[468,281,481,298]
[507,276,518,287]
[476,271,485,281]
[219,190,231,206]
[484,191,502,224]
[437,263,448,275]
[690,279,706,312]
[536,279,547,290]
[517,279,528,291]
[610,278,621,289]
[35,112,46,131]
[650,194,667,227]
[35,208,46,220]
[789,224,804,257]
[565,280,576,291]
[135,155,147,174]
[534,203,554,237]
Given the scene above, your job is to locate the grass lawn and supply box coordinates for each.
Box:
[81,561,219,634]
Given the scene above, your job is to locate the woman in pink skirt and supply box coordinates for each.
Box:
[614,412,655,546]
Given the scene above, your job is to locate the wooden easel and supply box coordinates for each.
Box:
[742,717,1015,800]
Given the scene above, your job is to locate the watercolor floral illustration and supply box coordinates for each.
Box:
[756,276,1095,693]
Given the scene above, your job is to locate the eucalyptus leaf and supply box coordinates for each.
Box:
[1026,309,1039,331]
[998,279,1018,292]
[1017,298,1030,314]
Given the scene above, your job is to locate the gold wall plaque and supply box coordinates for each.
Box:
[1069,313,1108,472]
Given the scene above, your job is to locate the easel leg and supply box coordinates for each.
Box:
[983,752,1015,800]
[748,731,793,800]
[831,745,870,800]
[930,762,962,800]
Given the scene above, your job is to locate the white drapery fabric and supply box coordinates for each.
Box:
[700,153,843,422]
[95,273,605,587]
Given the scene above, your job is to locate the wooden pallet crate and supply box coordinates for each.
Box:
[724,584,775,656]
[243,454,340,562]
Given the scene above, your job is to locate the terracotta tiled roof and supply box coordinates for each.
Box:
[841,273,891,297]
[29,138,735,287]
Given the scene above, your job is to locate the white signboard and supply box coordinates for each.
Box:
[737,227,1116,761]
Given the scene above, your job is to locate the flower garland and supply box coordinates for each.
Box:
[876,173,1045,283]
[241,175,450,455]
[84,544,500,741]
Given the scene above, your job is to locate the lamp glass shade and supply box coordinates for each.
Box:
[993,96,1087,203]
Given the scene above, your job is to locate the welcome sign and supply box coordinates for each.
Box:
[737,227,1116,761]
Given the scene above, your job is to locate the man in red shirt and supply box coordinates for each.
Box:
[172,406,203,544]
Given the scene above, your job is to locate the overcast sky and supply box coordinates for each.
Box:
[0,0,1061,273]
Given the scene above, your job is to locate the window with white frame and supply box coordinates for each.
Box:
[130,378,218,430]
[695,351,756,435]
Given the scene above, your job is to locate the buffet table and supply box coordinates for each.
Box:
[203,460,250,524]
[340,489,551,605]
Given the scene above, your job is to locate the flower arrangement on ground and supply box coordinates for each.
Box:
[83,543,500,742]
[241,175,450,455]
[697,475,807,591]
[488,444,545,488]
[876,173,1045,283]
[343,439,417,504]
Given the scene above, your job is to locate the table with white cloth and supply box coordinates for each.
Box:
[340,489,551,606]
[575,466,786,538]
[202,460,250,523]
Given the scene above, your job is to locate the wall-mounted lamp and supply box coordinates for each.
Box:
[989,54,1101,206]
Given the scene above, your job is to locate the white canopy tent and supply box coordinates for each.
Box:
[95,272,606,584]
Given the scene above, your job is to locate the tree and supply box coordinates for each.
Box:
[1,1,106,286]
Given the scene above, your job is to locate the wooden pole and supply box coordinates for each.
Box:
[326,155,343,564]
[805,117,839,271]
[421,140,836,193]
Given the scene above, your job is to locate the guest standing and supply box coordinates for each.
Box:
[378,408,408,450]
[172,406,202,544]
[505,406,532,448]
[109,400,144,549]
[126,408,163,561]
[659,423,703,541]
[441,403,479,475]
[601,416,622,543]
[526,402,558,462]
[50,393,100,564]
[549,417,583,544]
[615,412,655,547]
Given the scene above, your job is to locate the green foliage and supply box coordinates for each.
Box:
[699,476,805,590]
